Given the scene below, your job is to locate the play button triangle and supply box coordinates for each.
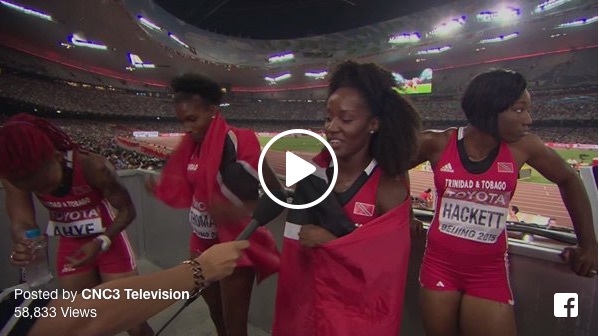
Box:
[285,151,316,187]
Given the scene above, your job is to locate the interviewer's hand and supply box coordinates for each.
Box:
[197,240,250,282]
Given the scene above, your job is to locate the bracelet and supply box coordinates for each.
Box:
[182,258,206,299]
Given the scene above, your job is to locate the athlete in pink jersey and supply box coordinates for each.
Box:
[146,73,283,336]
[414,70,598,336]
[0,113,153,336]
[36,149,136,278]
[273,60,421,335]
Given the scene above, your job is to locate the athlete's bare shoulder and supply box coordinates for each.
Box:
[414,127,456,167]
[507,133,547,167]
[78,151,107,172]
[376,172,408,215]
[77,151,117,188]
[422,127,455,143]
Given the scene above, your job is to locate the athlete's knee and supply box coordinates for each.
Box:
[420,289,461,336]
[423,323,459,336]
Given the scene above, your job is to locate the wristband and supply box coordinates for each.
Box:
[95,234,111,252]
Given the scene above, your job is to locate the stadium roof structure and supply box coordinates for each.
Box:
[0,0,596,91]
[154,0,454,40]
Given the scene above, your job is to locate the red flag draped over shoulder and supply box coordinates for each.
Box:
[273,154,411,336]
[154,113,280,281]
[153,133,196,208]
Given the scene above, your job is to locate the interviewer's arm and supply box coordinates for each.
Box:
[28,241,249,336]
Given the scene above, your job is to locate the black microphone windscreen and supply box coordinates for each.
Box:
[252,189,286,225]
[295,175,356,237]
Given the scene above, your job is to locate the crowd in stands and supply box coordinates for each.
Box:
[0,112,595,174]
[413,95,598,121]
[431,49,597,96]
[0,74,173,116]
[1,73,596,123]
[0,51,596,170]
[0,114,165,170]
[533,127,598,145]
[223,100,325,120]
[58,120,165,170]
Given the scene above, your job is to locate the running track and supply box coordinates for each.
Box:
[141,137,573,228]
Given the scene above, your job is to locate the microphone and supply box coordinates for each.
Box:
[295,175,356,237]
[157,188,287,336]
[236,188,287,240]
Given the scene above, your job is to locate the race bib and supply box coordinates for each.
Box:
[438,188,509,244]
[47,208,104,237]
[189,201,217,240]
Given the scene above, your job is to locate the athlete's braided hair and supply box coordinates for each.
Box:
[0,113,75,180]
[171,73,224,106]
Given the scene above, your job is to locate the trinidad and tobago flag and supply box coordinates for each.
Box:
[273,151,411,336]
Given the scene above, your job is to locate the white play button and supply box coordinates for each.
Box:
[258,129,338,210]
[285,151,316,187]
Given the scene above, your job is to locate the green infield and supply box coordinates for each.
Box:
[259,135,324,152]
[524,148,597,184]
[395,83,432,95]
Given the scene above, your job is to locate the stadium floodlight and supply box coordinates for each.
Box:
[0,0,53,21]
[477,7,521,22]
[305,71,328,79]
[556,16,598,28]
[220,103,230,107]
[388,32,421,44]
[168,33,189,49]
[268,53,295,63]
[429,16,466,36]
[416,45,451,55]
[128,53,156,68]
[534,0,571,13]
[264,72,291,84]
[274,73,291,81]
[137,15,162,31]
[480,32,519,43]
[69,34,108,50]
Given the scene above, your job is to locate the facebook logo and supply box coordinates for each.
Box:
[554,293,578,317]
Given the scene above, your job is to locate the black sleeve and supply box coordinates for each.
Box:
[288,175,357,237]
[287,181,319,226]
[0,288,51,336]
[220,133,260,201]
